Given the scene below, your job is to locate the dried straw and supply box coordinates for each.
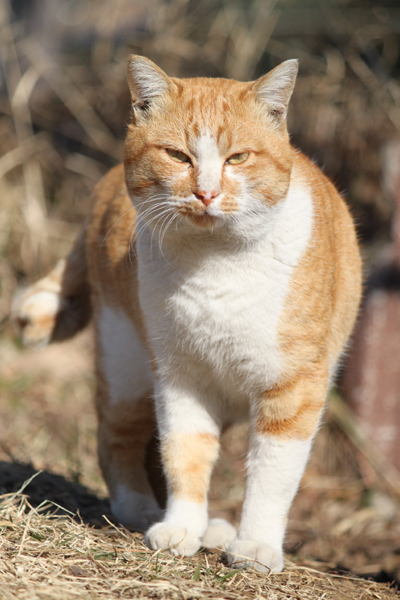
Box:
[0,487,397,600]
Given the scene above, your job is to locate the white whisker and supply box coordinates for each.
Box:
[101,207,136,246]
[159,211,179,256]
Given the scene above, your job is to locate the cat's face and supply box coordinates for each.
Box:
[124,57,298,243]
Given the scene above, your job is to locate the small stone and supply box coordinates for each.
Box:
[70,565,88,577]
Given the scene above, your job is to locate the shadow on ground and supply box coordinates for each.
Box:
[0,460,113,527]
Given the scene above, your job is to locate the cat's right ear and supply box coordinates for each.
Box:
[127,55,173,117]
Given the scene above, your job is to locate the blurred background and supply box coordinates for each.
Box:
[0,0,400,588]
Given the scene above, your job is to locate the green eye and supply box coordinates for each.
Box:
[226,152,249,165]
[166,149,191,163]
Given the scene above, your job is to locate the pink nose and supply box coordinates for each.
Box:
[195,189,219,207]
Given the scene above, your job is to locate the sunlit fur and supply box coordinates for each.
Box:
[124,72,294,242]
[13,56,362,573]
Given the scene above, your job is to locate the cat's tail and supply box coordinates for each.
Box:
[12,223,92,347]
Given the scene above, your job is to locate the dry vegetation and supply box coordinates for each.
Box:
[1,0,400,598]
[0,490,398,600]
[1,333,399,599]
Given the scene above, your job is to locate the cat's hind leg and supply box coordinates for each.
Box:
[95,304,164,531]
[201,518,237,550]
[12,259,66,347]
[12,225,91,347]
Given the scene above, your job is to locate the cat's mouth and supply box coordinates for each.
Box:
[176,204,217,228]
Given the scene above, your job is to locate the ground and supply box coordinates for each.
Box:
[0,327,399,599]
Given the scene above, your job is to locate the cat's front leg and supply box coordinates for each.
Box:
[145,382,220,556]
[227,373,326,572]
[227,434,312,572]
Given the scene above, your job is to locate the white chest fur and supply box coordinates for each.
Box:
[137,181,313,408]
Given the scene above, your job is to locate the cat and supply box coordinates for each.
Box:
[13,55,362,573]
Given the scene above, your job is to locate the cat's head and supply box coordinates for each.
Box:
[124,56,298,244]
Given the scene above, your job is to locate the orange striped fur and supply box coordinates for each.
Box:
[14,56,361,571]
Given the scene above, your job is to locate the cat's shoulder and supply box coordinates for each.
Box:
[87,164,133,252]
[291,149,349,213]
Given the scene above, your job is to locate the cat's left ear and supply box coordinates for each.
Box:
[127,55,174,114]
[252,59,298,123]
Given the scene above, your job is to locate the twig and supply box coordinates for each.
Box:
[17,37,122,161]
[0,14,48,267]
[329,392,400,498]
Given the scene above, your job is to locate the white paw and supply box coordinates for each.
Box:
[202,518,237,550]
[13,290,61,347]
[226,539,284,573]
[145,522,201,557]
[12,263,64,348]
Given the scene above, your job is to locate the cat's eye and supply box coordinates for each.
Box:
[166,149,191,164]
[226,152,249,165]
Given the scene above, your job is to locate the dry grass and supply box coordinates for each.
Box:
[0,487,398,600]
[1,1,400,598]
[0,335,400,599]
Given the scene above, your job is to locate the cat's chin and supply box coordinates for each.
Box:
[180,211,220,230]
[188,214,218,229]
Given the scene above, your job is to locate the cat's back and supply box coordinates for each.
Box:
[86,163,140,320]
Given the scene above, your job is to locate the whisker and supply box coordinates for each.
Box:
[137,205,167,222]
[150,210,172,261]
[136,208,171,249]
[232,120,260,134]
[129,208,170,269]
[136,214,165,245]
[101,207,136,247]
[157,211,177,263]
[130,205,168,252]
[160,211,179,252]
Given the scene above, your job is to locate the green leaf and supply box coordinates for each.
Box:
[193,563,202,581]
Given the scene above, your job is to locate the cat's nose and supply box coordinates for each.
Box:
[194,189,219,207]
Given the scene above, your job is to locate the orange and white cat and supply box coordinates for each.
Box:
[14,56,362,572]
